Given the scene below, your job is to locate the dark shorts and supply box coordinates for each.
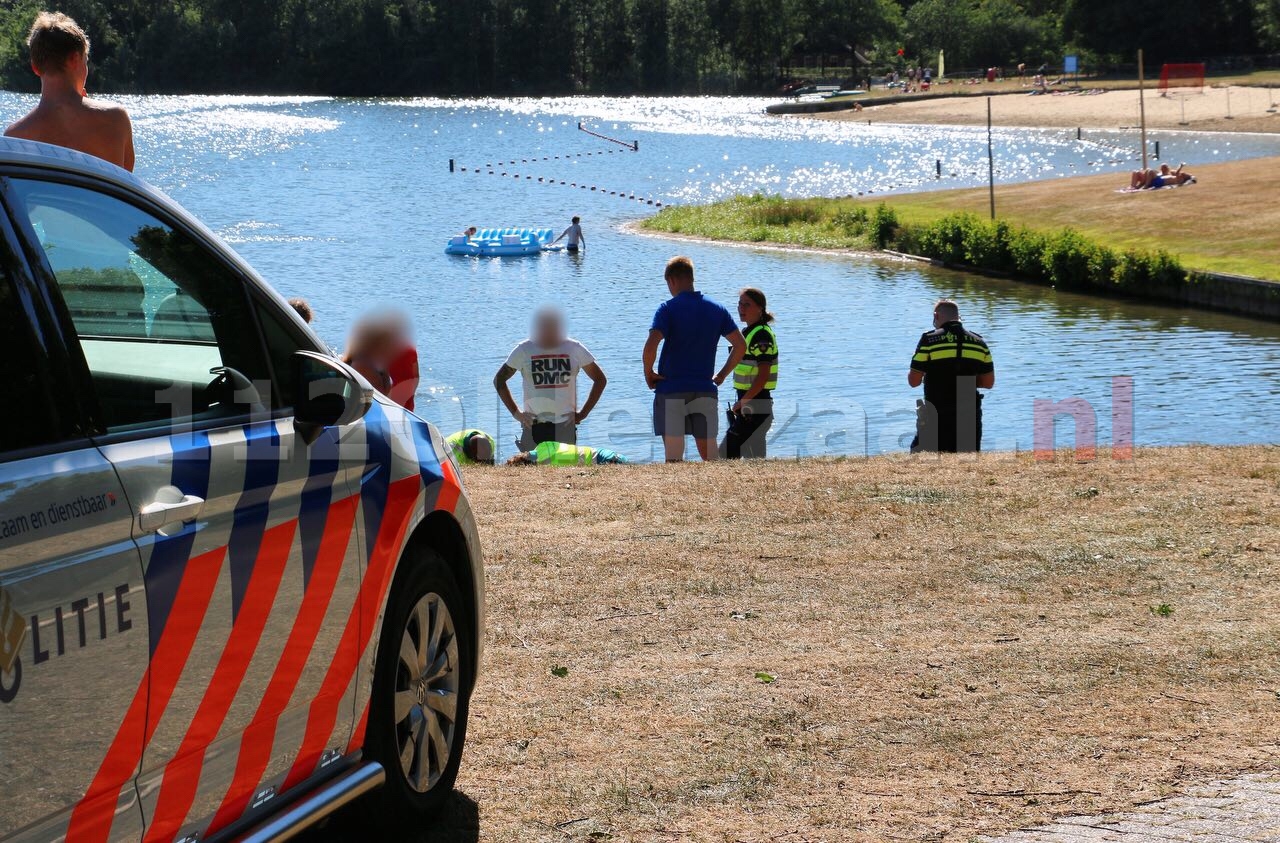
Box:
[519,420,577,451]
[653,391,719,440]
[566,245,579,253]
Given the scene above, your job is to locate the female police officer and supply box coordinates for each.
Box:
[722,287,778,459]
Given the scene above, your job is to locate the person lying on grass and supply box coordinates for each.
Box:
[506,441,629,466]
[1128,163,1195,190]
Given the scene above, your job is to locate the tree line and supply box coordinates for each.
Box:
[0,0,1276,96]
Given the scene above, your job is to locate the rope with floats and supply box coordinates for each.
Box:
[448,123,659,206]
[577,121,639,151]
[459,147,634,169]
[448,163,662,206]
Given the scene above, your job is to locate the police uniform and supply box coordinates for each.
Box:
[724,320,778,459]
[446,429,496,465]
[531,442,627,465]
[909,320,993,453]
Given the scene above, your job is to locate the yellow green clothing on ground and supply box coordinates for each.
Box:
[532,442,627,466]
[446,429,495,465]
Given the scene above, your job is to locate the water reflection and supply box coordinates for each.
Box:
[0,93,1275,459]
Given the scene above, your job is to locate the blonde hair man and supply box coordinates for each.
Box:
[5,12,135,171]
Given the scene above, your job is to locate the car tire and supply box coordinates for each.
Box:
[361,547,473,827]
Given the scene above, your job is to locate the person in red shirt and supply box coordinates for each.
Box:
[343,310,419,409]
[388,343,420,411]
[383,310,420,410]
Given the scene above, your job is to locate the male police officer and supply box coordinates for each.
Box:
[908,299,995,453]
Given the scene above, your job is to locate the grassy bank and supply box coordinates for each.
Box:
[641,158,1280,283]
[347,446,1280,842]
[643,194,1202,305]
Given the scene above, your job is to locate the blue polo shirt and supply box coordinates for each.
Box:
[651,290,738,394]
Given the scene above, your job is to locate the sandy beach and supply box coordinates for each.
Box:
[820,85,1280,133]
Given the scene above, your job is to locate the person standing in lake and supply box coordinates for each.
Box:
[5,12,134,172]
[908,299,995,453]
[644,257,746,463]
[721,288,778,460]
[551,216,585,252]
[495,306,607,449]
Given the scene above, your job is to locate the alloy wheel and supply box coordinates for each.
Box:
[392,591,460,792]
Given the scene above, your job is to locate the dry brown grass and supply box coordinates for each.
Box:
[424,447,1280,842]
[860,158,1280,281]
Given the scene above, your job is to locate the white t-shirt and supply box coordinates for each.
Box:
[505,338,595,423]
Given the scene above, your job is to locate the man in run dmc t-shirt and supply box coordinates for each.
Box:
[494,306,609,449]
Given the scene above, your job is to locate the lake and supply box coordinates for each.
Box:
[2,93,1278,460]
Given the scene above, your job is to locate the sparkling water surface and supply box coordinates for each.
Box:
[2,93,1277,459]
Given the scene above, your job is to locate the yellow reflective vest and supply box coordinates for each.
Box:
[446,429,494,465]
[733,322,779,393]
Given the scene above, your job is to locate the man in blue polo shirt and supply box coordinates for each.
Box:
[642,256,746,462]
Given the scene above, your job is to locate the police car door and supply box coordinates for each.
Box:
[0,202,148,840]
[2,176,366,842]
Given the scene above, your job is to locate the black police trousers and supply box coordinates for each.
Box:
[721,399,773,459]
[910,393,983,453]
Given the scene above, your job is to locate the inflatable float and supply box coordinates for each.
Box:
[445,227,557,257]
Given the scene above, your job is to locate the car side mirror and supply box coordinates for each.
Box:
[293,351,373,443]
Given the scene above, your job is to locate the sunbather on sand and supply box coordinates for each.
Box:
[1128,164,1195,190]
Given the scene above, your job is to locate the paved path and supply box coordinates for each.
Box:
[983,774,1280,842]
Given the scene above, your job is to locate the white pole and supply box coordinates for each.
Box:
[987,97,995,220]
[1138,49,1148,170]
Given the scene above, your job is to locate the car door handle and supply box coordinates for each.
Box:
[139,485,205,534]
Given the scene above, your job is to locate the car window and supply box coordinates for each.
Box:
[7,179,271,434]
[0,271,62,456]
[254,299,307,409]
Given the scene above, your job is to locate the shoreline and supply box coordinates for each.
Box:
[806,84,1280,134]
[632,219,1280,321]
[622,218,891,262]
[633,168,1280,318]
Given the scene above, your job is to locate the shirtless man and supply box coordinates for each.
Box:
[5,12,135,172]
[1128,163,1193,190]
[550,216,585,252]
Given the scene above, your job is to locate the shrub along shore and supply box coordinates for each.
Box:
[642,194,1280,318]
[641,158,1280,318]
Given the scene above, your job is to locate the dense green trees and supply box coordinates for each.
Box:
[1062,0,1261,64]
[906,0,1058,70]
[0,0,1275,95]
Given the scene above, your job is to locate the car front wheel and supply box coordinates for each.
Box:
[362,549,473,825]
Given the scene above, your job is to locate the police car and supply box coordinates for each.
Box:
[0,138,484,842]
